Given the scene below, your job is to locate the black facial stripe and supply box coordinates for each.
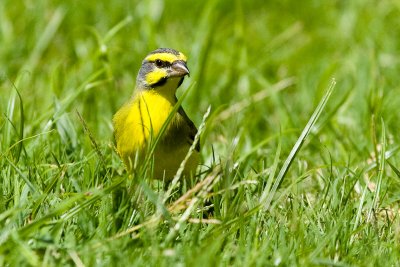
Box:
[143,59,172,68]
[154,59,171,68]
[151,77,167,87]
[177,77,184,88]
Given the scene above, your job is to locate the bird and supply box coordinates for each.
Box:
[113,48,199,180]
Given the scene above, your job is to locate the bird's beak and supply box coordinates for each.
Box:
[169,60,190,77]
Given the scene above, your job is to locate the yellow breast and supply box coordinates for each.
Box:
[113,90,176,169]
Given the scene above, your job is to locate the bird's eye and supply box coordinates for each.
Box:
[155,59,164,67]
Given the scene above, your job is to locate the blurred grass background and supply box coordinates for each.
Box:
[1,0,400,266]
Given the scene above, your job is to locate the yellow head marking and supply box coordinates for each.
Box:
[145,68,167,85]
[178,52,187,61]
[145,52,187,63]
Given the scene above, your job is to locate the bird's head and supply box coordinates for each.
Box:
[136,48,190,93]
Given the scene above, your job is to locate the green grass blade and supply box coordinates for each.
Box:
[367,118,386,222]
[261,79,336,210]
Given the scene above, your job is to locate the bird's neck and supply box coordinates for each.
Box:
[154,79,180,104]
[135,77,182,104]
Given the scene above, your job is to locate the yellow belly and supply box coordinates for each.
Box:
[113,90,198,179]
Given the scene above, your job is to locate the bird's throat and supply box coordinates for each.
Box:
[153,77,182,101]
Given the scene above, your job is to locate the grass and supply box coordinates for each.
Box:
[1,0,400,266]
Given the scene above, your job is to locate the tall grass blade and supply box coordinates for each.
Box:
[367,118,386,222]
[261,79,336,210]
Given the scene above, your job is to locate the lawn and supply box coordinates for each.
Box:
[1,0,400,266]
